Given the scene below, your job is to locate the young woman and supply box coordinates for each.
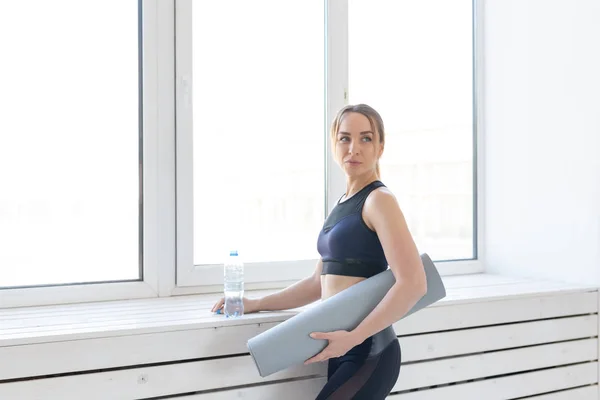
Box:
[212,104,427,399]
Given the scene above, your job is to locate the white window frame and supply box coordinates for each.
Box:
[173,0,329,292]
[174,0,484,293]
[0,0,175,308]
[0,0,484,308]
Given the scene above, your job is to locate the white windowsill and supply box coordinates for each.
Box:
[0,260,484,309]
[1,273,597,348]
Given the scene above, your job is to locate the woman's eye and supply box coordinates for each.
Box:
[339,136,349,142]
[362,136,372,142]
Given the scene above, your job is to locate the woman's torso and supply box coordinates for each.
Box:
[320,274,365,300]
[317,180,388,300]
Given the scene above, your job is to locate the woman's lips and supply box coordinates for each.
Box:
[345,160,362,166]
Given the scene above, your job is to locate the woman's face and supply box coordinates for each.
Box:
[334,112,383,177]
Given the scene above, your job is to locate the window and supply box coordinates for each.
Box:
[1,0,480,308]
[191,1,325,265]
[348,0,476,261]
[0,0,142,289]
[175,0,327,287]
[176,0,479,288]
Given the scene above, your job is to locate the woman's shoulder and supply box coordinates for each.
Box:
[368,182,395,201]
[361,184,404,232]
[364,184,402,215]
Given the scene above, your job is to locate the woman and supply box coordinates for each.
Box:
[212,104,427,399]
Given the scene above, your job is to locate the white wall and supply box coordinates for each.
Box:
[483,0,600,284]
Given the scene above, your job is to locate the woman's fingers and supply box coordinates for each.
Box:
[211,297,225,313]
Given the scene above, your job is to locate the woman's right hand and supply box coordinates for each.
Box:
[211,297,260,315]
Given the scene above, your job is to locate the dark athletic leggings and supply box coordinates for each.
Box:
[315,336,401,400]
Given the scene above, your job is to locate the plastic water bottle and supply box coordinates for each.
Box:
[223,250,244,318]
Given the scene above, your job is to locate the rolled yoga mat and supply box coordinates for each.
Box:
[247,253,446,377]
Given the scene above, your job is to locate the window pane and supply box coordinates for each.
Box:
[192,1,325,265]
[348,0,474,260]
[0,1,141,288]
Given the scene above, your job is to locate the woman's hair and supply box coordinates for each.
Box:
[330,104,386,177]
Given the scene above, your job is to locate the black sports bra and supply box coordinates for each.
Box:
[316,181,388,278]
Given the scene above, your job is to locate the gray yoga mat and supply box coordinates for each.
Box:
[247,253,446,377]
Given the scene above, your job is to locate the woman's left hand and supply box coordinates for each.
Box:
[304,330,361,365]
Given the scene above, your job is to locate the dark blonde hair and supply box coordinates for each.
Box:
[330,104,386,177]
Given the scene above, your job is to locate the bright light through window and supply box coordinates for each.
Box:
[349,0,475,261]
[191,1,326,265]
[0,1,141,288]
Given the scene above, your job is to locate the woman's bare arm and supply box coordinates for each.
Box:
[211,259,323,314]
[349,188,427,341]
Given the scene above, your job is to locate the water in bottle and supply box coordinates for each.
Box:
[223,250,244,318]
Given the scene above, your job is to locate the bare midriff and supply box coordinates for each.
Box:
[320,274,366,300]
